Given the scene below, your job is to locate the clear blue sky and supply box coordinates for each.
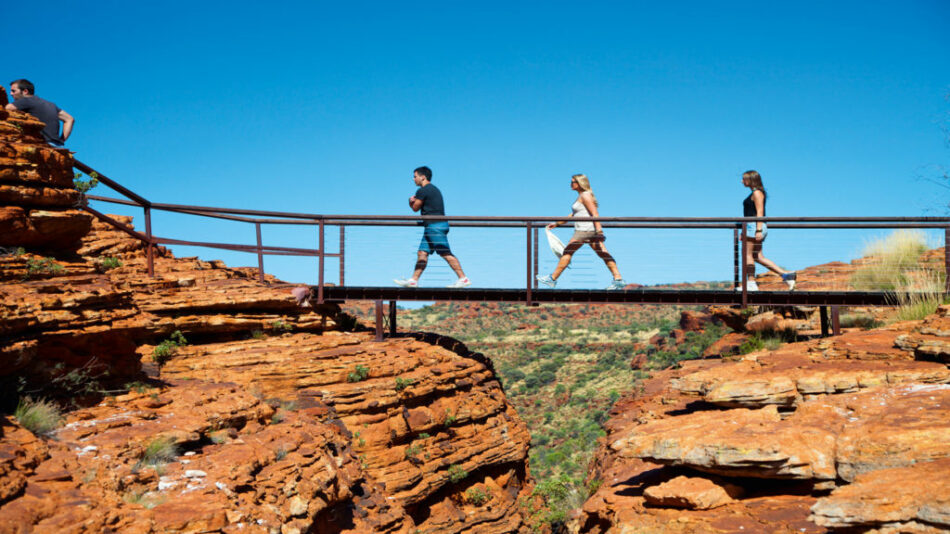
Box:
[6,1,950,288]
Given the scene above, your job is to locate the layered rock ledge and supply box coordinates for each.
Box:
[579,306,950,533]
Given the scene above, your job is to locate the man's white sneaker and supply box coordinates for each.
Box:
[734,280,759,291]
[536,274,556,288]
[394,278,418,288]
[446,277,471,288]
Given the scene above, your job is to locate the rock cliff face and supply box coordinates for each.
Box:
[0,108,91,249]
[0,110,535,533]
[579,306,950,533]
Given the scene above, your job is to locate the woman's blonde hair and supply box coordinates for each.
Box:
[573,174,598,206]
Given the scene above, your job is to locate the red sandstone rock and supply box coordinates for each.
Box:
[581,303,950,533]
[701,332,748,358]
[643,476,743,510]
[810,458,950,532]
[679,310,713,332]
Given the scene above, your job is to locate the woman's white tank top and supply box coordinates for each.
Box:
[572,198,595,232]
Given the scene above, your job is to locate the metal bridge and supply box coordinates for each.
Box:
[76,160,950,340]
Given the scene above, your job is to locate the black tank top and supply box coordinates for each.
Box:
[743,189,766,217]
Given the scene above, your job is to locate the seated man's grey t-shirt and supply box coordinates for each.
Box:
[11,96,64,145]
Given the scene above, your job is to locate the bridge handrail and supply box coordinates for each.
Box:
[75,159,950,306]
[84,193,950,225]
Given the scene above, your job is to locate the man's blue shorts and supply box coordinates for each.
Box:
[419,222,453,256]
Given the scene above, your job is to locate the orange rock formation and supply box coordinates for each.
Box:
[579,307,950,533]
[0,108,536,533]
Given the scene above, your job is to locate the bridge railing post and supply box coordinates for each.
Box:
[533,226,539,289]
[526,221,533,305]
[733,224,740,290]
[339,226,345,286]
[144,206,155,277]
[945,226,949,294]
[740,221,748,308]
[255,222,265,283]
[318,218,325,304]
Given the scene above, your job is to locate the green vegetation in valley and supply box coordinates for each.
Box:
[397,298,728,529]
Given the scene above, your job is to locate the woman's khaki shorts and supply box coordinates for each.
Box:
[571,231,601,243]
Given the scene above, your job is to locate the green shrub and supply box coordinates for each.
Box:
[73,171,99,193]
[24,257,64,279]
[152,330,187,366]
[464,487,491,506]
[738,334,765,354]
[405,443,422,458]
[447,464,468,483]
[14,397,64,436]
[270,320,292,333]
[395,377,415,391]
[99,256,122,270]
[347,365,370,382]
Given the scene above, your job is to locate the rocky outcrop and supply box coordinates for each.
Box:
[0,110,535,532]
[0,108,91,249]
[159,330,534,533]
[0,381,411,533]
[580,306,950,533]
[810,458,950,532]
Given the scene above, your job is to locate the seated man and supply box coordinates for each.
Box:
[5,79,74,146]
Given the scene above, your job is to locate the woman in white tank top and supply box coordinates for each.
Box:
[537,174,626,290]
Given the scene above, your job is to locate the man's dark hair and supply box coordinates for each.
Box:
[10,79,34,95]
[414,166,432,181]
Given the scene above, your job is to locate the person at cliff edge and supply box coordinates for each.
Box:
[394,166,472,288]
[5,79,74,146]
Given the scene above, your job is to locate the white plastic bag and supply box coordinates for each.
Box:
[545,228,565,258]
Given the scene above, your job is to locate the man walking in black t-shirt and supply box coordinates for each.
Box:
[394,166,471,288]
[5,79,74,146]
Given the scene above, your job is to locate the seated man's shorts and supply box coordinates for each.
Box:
[419,222,453,255]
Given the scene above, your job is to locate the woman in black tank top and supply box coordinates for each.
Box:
[741,170,796,290]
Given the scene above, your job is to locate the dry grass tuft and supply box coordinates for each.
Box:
[14,397,64,436]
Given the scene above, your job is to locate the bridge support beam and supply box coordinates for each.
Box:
[820,306,841,337]
[389,300,397,337]
[374,300,384,342]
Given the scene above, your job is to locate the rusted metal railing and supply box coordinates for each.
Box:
[76,160,950,325]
